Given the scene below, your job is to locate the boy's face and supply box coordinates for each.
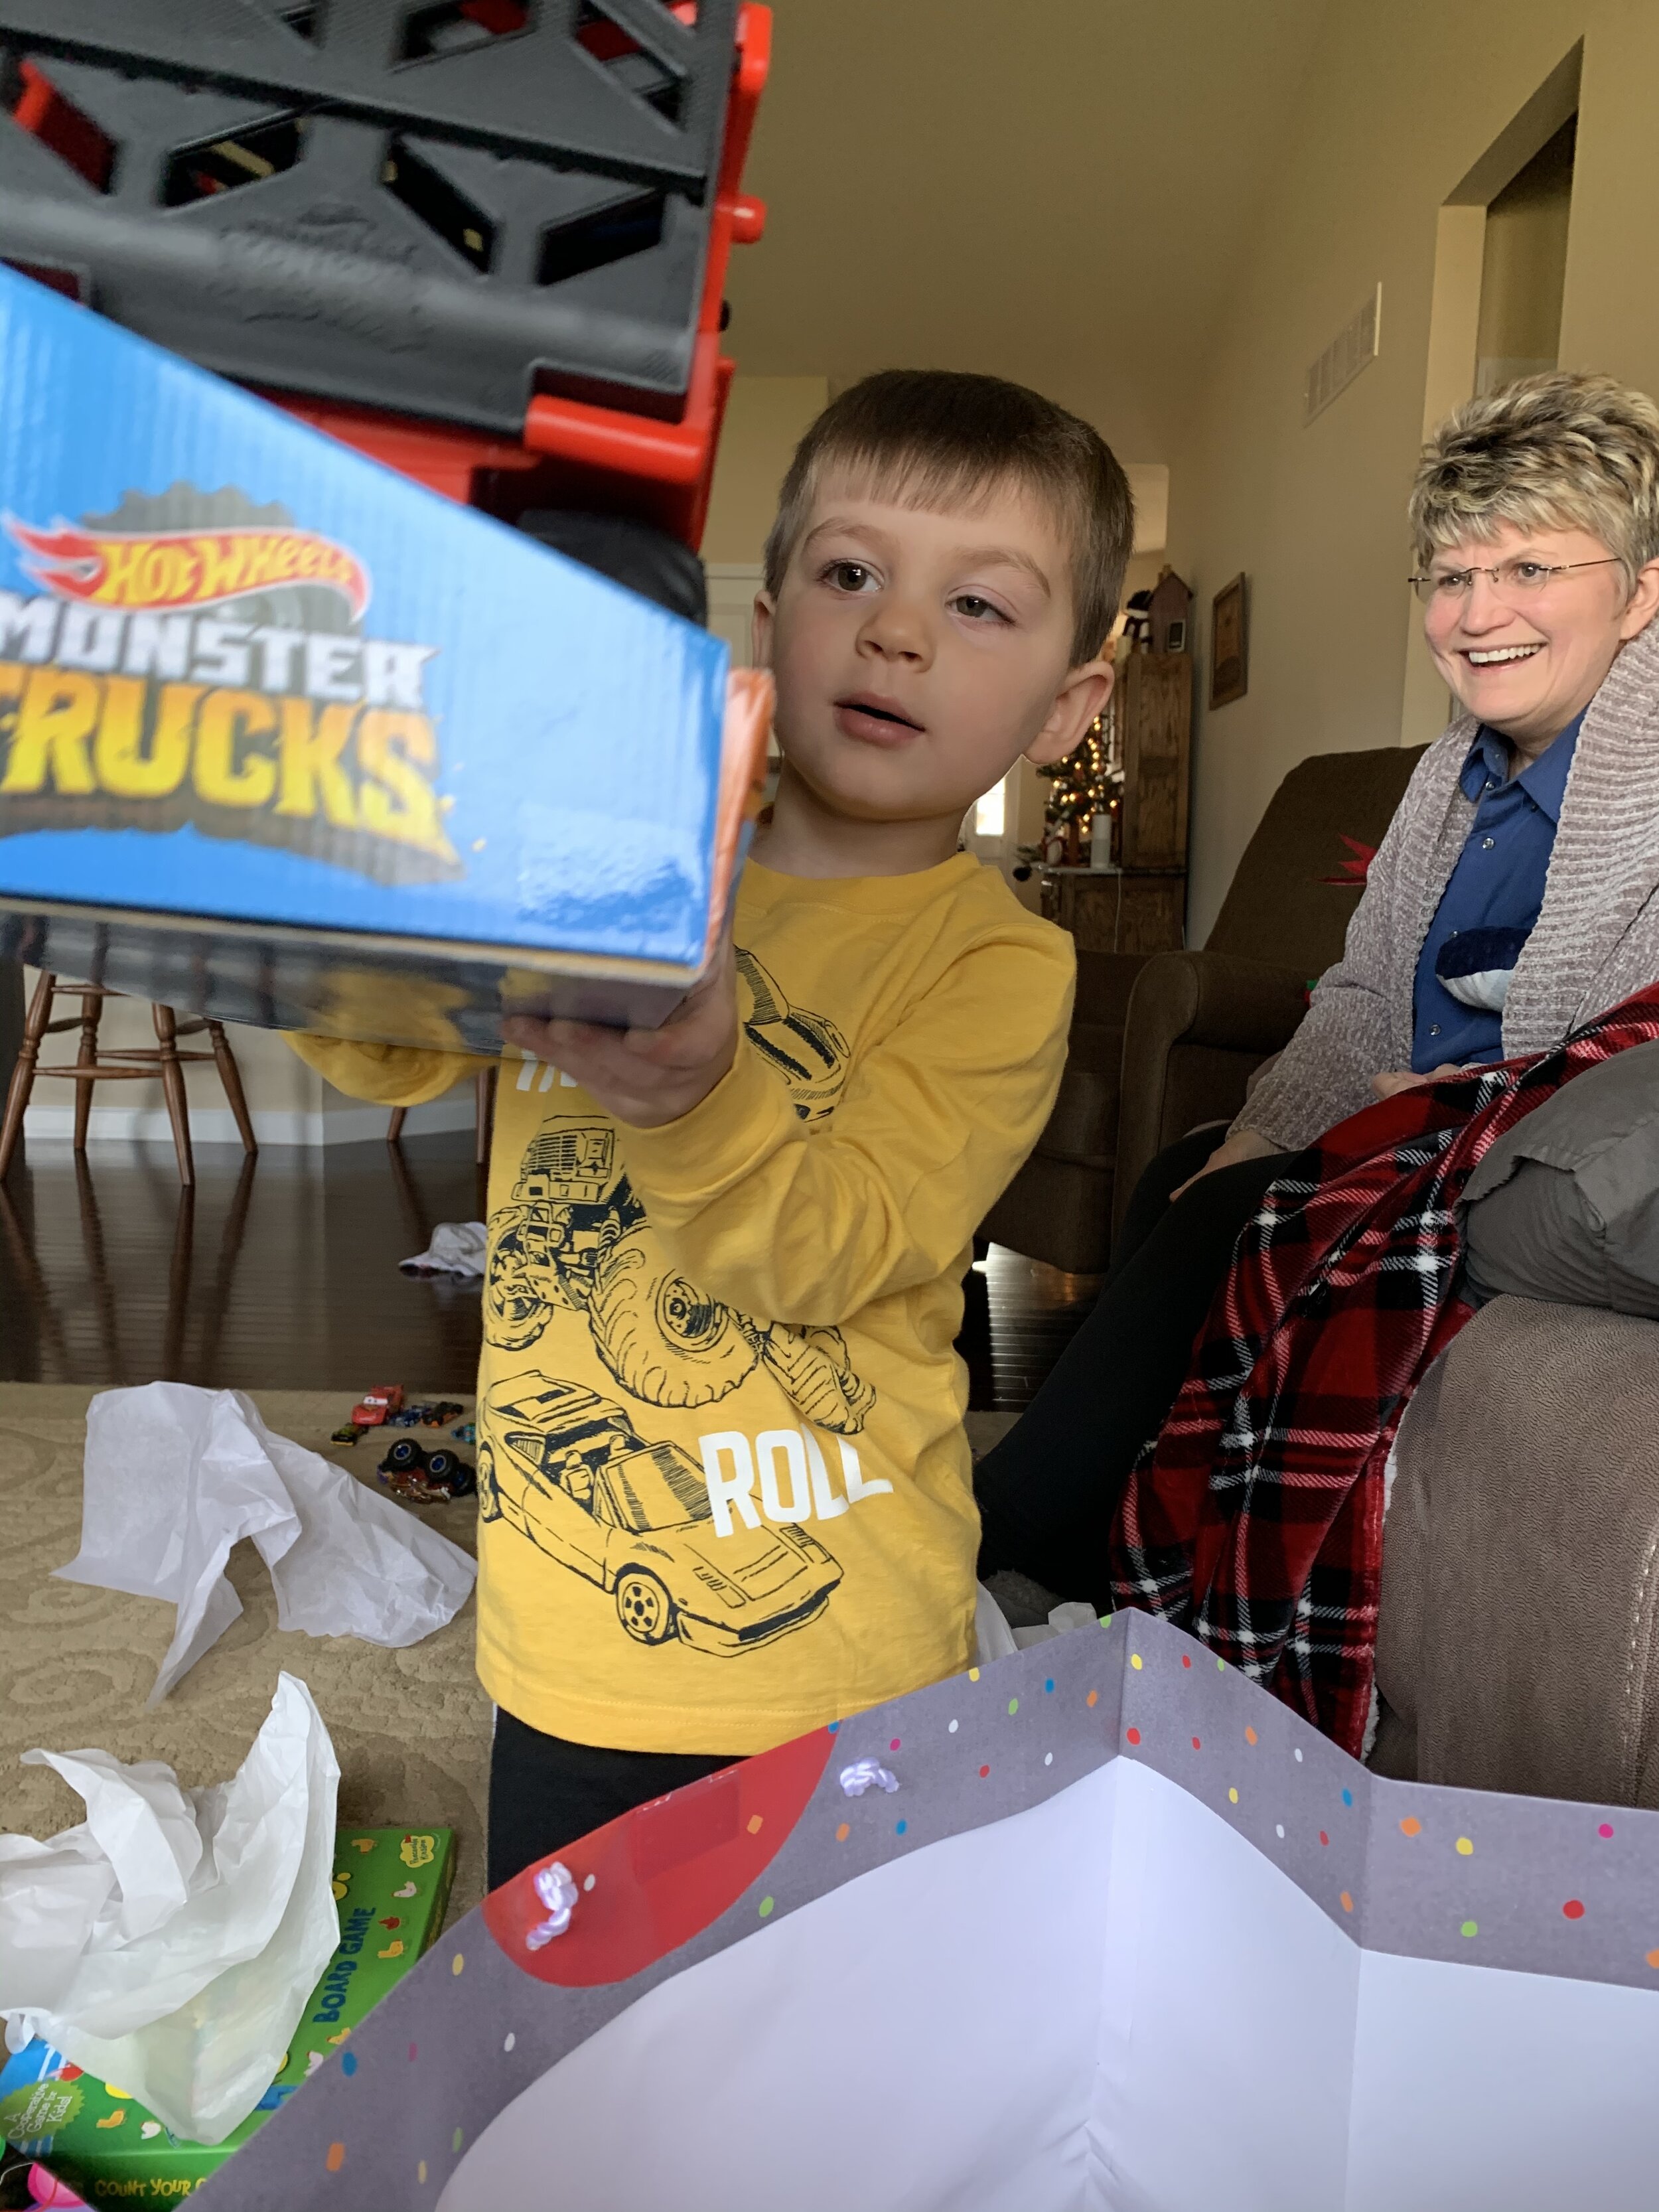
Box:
[753,469,1113,829]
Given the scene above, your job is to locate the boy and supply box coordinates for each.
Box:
[294,370,1132,1885]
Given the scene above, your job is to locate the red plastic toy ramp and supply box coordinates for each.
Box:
[2,1,772,546]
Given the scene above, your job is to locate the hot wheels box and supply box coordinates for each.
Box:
[0,268,768,1051]
[0,1826,454,2208]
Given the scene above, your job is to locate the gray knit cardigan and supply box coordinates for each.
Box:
[1233,616,1659,1153]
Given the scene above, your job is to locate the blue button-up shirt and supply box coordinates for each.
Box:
[1410,711,1583,1071]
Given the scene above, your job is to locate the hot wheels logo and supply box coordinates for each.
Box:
[4,516,371,619]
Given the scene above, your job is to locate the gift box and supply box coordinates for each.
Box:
[1,1826,454,2209]
[186,1615,1659,2211]
[0,266,768,1049]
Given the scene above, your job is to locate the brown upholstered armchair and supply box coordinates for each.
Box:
[984,745,1427,1272]
[1110,743,1427,1240]
[980,948,1151,1273]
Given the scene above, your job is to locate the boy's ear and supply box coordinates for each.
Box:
[751,589,776,670]
[1024,655,1116,769]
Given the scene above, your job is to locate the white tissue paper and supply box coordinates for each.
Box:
[974,1584,1102,1664]
[56,1383,477,1703]
[400,1220,488,1277]
[973,1581,1021,1665]
[1013,1599,1104,1651]
[0,1672,339,2144]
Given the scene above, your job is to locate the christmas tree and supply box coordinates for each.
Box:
[1035,706,1120,865]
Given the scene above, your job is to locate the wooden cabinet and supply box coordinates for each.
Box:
[1036,644,1191,956]
[1118,650,1191,869]
[1039,868,1185,955]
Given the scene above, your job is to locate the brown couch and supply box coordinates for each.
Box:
[1374,1295,1659,1804]
[979,948,1150,1273]
[985,745,1427,1271]
[1112,742,1428,1239]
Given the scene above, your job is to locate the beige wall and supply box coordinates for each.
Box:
[1168,1,1659,945]
[702,375,830,568]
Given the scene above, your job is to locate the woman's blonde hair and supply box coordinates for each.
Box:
[1409,370,1659,588]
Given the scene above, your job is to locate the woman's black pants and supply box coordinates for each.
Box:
[974,1125,1296,1613]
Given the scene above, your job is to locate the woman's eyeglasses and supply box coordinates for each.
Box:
[1409,556,1622,606]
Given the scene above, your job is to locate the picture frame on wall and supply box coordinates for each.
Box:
[1210,573,1248,707]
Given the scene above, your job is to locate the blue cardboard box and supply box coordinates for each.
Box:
[0,269,766,1050]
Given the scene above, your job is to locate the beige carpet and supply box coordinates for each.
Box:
[0,1386,491,1925]
[0,1392,1021,1931]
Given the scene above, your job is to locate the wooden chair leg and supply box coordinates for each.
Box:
[384,1121,431,1254]
[197,1151,257,1384]
[206,1020,258,1155]
[72,986,104,1152]
[0,970,52,1181]
[151,1001,195,1187]
[388,1106,407,1144]
[0,1171,71,1374]
[476,1064,497,1173]
[161,1183,195,1381]
[74,1149,123,1380]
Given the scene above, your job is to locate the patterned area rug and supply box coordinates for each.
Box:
[0,1386,490,1925]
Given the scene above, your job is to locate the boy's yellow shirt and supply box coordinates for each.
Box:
[293,852,1073,1753]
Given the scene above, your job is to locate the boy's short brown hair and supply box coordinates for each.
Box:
[762,370,1135,665]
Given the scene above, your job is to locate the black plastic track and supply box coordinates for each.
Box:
[0,0,739,433]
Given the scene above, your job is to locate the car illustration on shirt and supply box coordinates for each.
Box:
[479,1376,842,1655]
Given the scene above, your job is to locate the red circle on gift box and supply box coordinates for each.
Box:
[484,1726,833,1987]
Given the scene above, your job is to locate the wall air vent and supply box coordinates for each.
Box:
[1304,284,1381,425]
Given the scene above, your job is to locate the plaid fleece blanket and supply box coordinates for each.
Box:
[1107,982,1659,1756]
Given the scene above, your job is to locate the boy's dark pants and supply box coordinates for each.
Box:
[488,1709,737,1890]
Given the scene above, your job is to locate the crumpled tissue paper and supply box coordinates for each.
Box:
[974,1584,1101,1665]
[0,1672,339,2144]
[56,1383,476,1703]
[399,1220,487,1277]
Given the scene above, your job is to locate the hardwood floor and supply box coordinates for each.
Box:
[958,1244,1104,1410]
[0,1138,1102,1408]
[0,1134,488,1392]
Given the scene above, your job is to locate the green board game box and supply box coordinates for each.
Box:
[0,1826,455,2207]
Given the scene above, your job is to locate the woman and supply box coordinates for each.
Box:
[977,369,1659,1611]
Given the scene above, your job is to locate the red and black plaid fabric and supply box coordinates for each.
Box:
[1108,982,1659,1756]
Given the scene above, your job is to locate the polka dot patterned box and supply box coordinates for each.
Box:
[198,1616,1659,2211]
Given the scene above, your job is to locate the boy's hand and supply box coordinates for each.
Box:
[502,932,739,1129]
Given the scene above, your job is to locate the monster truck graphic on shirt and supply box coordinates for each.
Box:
[478,1375,842,1655]
[484,949,873,1434]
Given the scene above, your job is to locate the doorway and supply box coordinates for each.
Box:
[1475,113,1577,399]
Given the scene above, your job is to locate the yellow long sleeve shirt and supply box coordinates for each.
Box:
[291,852,1074,1753]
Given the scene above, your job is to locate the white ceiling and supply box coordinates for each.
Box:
[724,0,1333,465]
